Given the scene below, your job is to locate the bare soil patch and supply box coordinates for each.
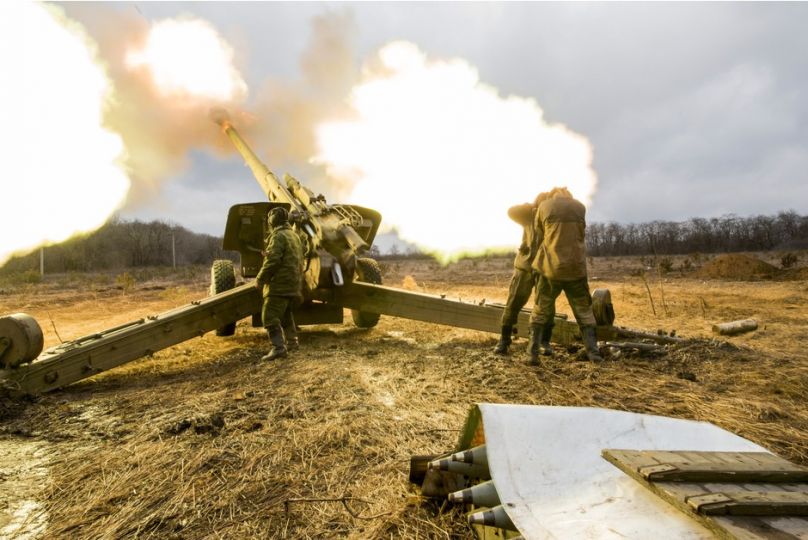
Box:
[694,253,776,280]
[0,257,806,538]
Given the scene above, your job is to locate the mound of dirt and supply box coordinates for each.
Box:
[695,254,777,280]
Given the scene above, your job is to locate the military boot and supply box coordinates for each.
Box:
[284,324,299,352]
[527,324,543,366]
[262,324,288,361]
[581,326,604,362]
[539,323,554,356]
[493,325,513,355]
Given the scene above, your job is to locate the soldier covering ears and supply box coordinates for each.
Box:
[527,187,603,364]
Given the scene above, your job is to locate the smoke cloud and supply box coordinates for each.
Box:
[315,42,598,261]
[240,12,360,200]
[6,4,598,264]
[0,3,129,264]
[65,7,361,210]
[73,8,248,208]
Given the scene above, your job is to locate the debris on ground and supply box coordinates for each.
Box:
[712,318,759,336]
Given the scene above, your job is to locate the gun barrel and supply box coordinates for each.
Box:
[212,108,377,275]
[210,108,294,205]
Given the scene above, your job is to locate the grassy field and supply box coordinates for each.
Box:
[1,252,806,538]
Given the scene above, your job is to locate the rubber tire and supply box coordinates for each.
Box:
[210,259,237,336]
[351,257,382,328]
[592,288,615,326]
[0,313,44,368]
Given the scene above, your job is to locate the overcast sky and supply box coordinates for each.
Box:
[62,2,808,238]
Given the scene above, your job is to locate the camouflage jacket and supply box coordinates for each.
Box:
[508,203,538,272]
[256,224,304,297]
[532,195,588,280]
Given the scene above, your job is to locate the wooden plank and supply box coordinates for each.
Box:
[686,491,808,516]
[602,449,808,539]
[639,465,808,483]
[663,483,808,538]
[607,450,808,483]
[715,516,808,540]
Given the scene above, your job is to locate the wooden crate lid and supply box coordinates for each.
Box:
[602,448,808,539]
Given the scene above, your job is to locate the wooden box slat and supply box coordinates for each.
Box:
[602,449,808,539]
[608,449,808,482]
[685,491,808,516]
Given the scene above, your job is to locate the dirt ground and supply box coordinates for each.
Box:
[1,253,807,539]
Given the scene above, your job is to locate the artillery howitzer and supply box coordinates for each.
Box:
[0,112,626,395]
[208,107,384,333]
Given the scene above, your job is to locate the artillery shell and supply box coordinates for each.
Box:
[448,479,500,507]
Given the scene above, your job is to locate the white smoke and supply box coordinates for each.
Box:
[0,2,130,264]
[315,41,598,261]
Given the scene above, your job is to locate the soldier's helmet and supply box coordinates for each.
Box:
[268,207,289,227]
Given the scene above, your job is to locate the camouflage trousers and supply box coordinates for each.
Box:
[501,268,539,327]
[529,275,597,327]
[262,295,298,328]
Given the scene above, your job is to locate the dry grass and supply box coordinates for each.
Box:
[0,254,807,538]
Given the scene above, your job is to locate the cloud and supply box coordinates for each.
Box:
[590,60,807,222]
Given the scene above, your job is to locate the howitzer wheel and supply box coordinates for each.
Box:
[592,288,615,326]
[351,258,382,328]
[0,313,44,369]
[210,260,238,336]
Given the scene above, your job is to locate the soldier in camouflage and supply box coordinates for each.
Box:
[255,207,304,361]
[494,193,549,355]
[528,187,603,364]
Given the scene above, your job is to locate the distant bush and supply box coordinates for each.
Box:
[680,258,694,272]
[781,252,799,269]
[115,272,135,294]
[15,270,42,284]
[131,268,157,282]
[0,270,42,286]
[658,257,674,274]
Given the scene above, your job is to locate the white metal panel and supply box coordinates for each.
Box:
[478,404,768,540]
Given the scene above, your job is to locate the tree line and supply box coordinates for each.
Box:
[3,210,806,275]
[1,217,235,275]
[585,211,807,257]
